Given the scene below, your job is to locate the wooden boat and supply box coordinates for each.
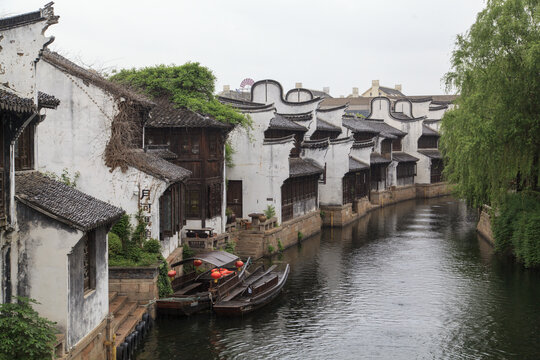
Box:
[212,263,290,316]
[156,251,251,316]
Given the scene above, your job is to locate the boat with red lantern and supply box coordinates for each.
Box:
[156,251,251,316]
[212,263,290,316]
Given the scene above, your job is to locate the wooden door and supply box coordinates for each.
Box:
[226,180,243,218]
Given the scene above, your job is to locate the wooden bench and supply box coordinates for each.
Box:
[173,282,202,296]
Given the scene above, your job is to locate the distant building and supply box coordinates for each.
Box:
[361,80,405,97]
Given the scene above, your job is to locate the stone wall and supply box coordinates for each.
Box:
[65,317,108,360]
[371,183,452,207]
[320,198,372,227]
[370,184,417,206]
[416,182,451,198]
[109,266,159,304]
[477,205,495,245]
[235,210,322,259]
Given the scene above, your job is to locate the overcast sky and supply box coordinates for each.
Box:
[2,0,486,97]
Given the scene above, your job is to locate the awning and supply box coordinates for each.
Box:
[170,251,239,268]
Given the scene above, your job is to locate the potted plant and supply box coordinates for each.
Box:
[226,207,236,224]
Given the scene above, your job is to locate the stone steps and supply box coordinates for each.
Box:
[114,307,147,347]
[112,301,137,334]
[109,295,128,315]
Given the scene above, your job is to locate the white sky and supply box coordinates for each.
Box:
[1,0,486,97]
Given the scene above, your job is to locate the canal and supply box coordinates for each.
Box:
[137,197,540,359]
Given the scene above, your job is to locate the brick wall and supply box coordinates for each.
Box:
[65,317,108,360]
[109,267,159,304]
[416,182,451,198]
[235,211,322,259]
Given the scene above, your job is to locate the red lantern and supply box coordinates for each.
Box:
[193,259,203,267]
[235,260,244,270]
[211,268,219,273]
[167,270,176,278]
[211,271,222,283]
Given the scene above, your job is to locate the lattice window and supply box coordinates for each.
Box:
[83,233,96,294]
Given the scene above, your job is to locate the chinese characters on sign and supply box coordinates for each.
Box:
[139,188,152,239]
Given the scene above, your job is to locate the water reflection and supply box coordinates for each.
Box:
[137,197,540,360]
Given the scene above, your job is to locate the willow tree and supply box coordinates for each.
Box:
[440,0,540,208]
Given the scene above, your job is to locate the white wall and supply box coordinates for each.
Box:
[316,106,346,130]
[35,61,179,255]
[0,14,54,98]
[285,89,313,102]
[394,100,412,117]
[226,108,292,221]
[251,80,321,114]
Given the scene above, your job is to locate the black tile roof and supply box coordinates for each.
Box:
[302,138,330,149]
[269,114,308,131]
[352,140,375,149]
[316,118,342,132]
[429,105,449,111]
[0,3,58,31]
[0,88,35,113]
[127,149,191,182]
[145,145,178,160]
[342,117,380,134]
[392,152,419,163]
[390,112,412,120]
[263,134,296,145]
[349,156,369,171]
[217,96,274,111]
[422,125,439,136]
[38,91,60,109]
[0,89,61,112]
[276,111,313,122]
[42,50,153,107]
[370,153,391,165]
[16,172,124,231]
[289,158,324,178]
[418,149,442,159]
[148,98,230,129]
[379,86,405,97]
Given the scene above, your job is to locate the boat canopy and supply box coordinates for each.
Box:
[171,251,239,268]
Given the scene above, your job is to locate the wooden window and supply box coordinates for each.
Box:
[392,138,402,151]
[431,159,444,183]
[209,133,218,155]
[83,232,96,294]
[160,183,184,239]
[397,163,416,179]
[207,183,222,218]
[159,189,172,238]
[186,188,200,219]
[15,125,34,171]
[180,136,200,155]
[381,139,392,158]
[418,136,439,149]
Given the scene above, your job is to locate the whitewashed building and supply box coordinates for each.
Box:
[36,50,191,258]
[0,5,125,358]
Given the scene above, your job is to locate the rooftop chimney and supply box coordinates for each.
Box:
[323,86,330,94]
[395,84,402,92]
[352,87,359,97]
[339,95,344,98]
[372,80,380,87]
[223,85,230,92]
[295,82,303,88]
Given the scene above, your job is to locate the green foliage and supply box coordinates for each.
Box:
[158,259,173,298]
[0,297,56,360]
[267,244,275,254]
[277,239,284,252]
[108,232,123,258]
[183,244,195,259]
[493,192,540,267]
[43,168,80,188]
[441,0,540,208]
[110,63,251,129]
[320,210,326,219]
[143,238,161,254]
[298,231,304,241]
[264,204,276,219]
[131,210,147,248]
[225,141,236,168]
[225,240,236,254]
[226,207,233,217]
[108,213,161,266]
